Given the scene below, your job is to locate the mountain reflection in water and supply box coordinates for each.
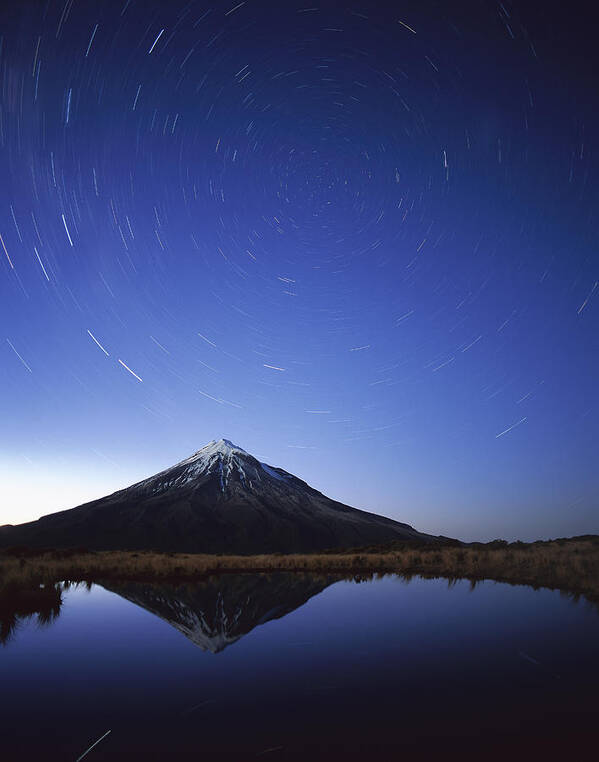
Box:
[2,573,599,761]
[1,573,340,651]
[100,573,338,652]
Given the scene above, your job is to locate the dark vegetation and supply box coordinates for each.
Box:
[0,580,64,645]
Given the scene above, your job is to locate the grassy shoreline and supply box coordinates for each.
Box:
[1,535,598,607]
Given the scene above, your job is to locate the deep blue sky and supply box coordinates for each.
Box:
[1,0,597,541]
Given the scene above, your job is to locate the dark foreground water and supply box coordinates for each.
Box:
[1,573,598,761]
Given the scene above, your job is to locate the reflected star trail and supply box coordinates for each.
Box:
[0,0,597,541]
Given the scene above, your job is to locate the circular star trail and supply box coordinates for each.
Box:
[1,0,598,540]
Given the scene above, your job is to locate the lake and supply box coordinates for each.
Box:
[1,573,598,761]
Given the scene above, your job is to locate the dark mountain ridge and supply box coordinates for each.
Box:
[0,439,435,553]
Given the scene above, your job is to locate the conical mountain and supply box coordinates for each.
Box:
[0,439,433,553]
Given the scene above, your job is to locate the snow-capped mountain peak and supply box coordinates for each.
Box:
[135,438,292,496]
[0,437,433,554]
[197,438,247,457]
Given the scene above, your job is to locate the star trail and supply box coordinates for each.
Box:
[1,0,597,540]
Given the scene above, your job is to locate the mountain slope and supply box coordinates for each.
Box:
[0,439,434,553]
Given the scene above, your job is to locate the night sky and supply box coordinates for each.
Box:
[1,0,597,541]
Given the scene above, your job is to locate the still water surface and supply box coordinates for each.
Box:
[2,573,598,761]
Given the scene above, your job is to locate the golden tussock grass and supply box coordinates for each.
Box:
[1,536,598,607]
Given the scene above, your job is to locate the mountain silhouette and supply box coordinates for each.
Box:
[0,439,433,553]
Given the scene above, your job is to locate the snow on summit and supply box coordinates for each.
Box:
[134,438,295,495]
[0,436,432,554]
[194,438,247,458]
